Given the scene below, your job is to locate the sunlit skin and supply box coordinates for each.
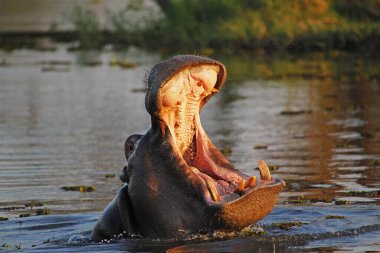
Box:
[92,55,285,241]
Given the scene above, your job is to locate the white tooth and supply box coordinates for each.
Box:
[206,179,220,202]
[258,160,272,181]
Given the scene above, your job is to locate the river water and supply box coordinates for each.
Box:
[0,46,379,252]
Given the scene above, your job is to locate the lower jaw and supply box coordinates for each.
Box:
[175,118,277,204]
[185,141,280,204]
[186,154,264,204]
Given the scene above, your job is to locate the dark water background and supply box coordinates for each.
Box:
[0,47,379,252]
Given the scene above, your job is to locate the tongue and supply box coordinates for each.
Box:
[258,160,272,181]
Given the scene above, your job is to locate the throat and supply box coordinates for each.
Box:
[183,133,197,163]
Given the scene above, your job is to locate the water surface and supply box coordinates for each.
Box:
[0,48,379,252]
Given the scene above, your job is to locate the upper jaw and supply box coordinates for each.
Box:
[160,64,220,156]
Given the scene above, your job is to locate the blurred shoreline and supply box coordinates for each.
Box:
[1,0,380,55]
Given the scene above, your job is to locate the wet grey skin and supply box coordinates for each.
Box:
[92,55,285,241]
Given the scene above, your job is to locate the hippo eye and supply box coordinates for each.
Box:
[126,142,134,152]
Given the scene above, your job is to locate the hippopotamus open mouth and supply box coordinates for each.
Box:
[92,55,285,241]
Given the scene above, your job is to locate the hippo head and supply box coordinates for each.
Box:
[121,55,286,236]
[120,55,285,238]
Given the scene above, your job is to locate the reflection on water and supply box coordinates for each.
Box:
[0,47,158,216]
[0,48,379,252]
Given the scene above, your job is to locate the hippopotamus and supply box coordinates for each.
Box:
[92,55,285,241]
